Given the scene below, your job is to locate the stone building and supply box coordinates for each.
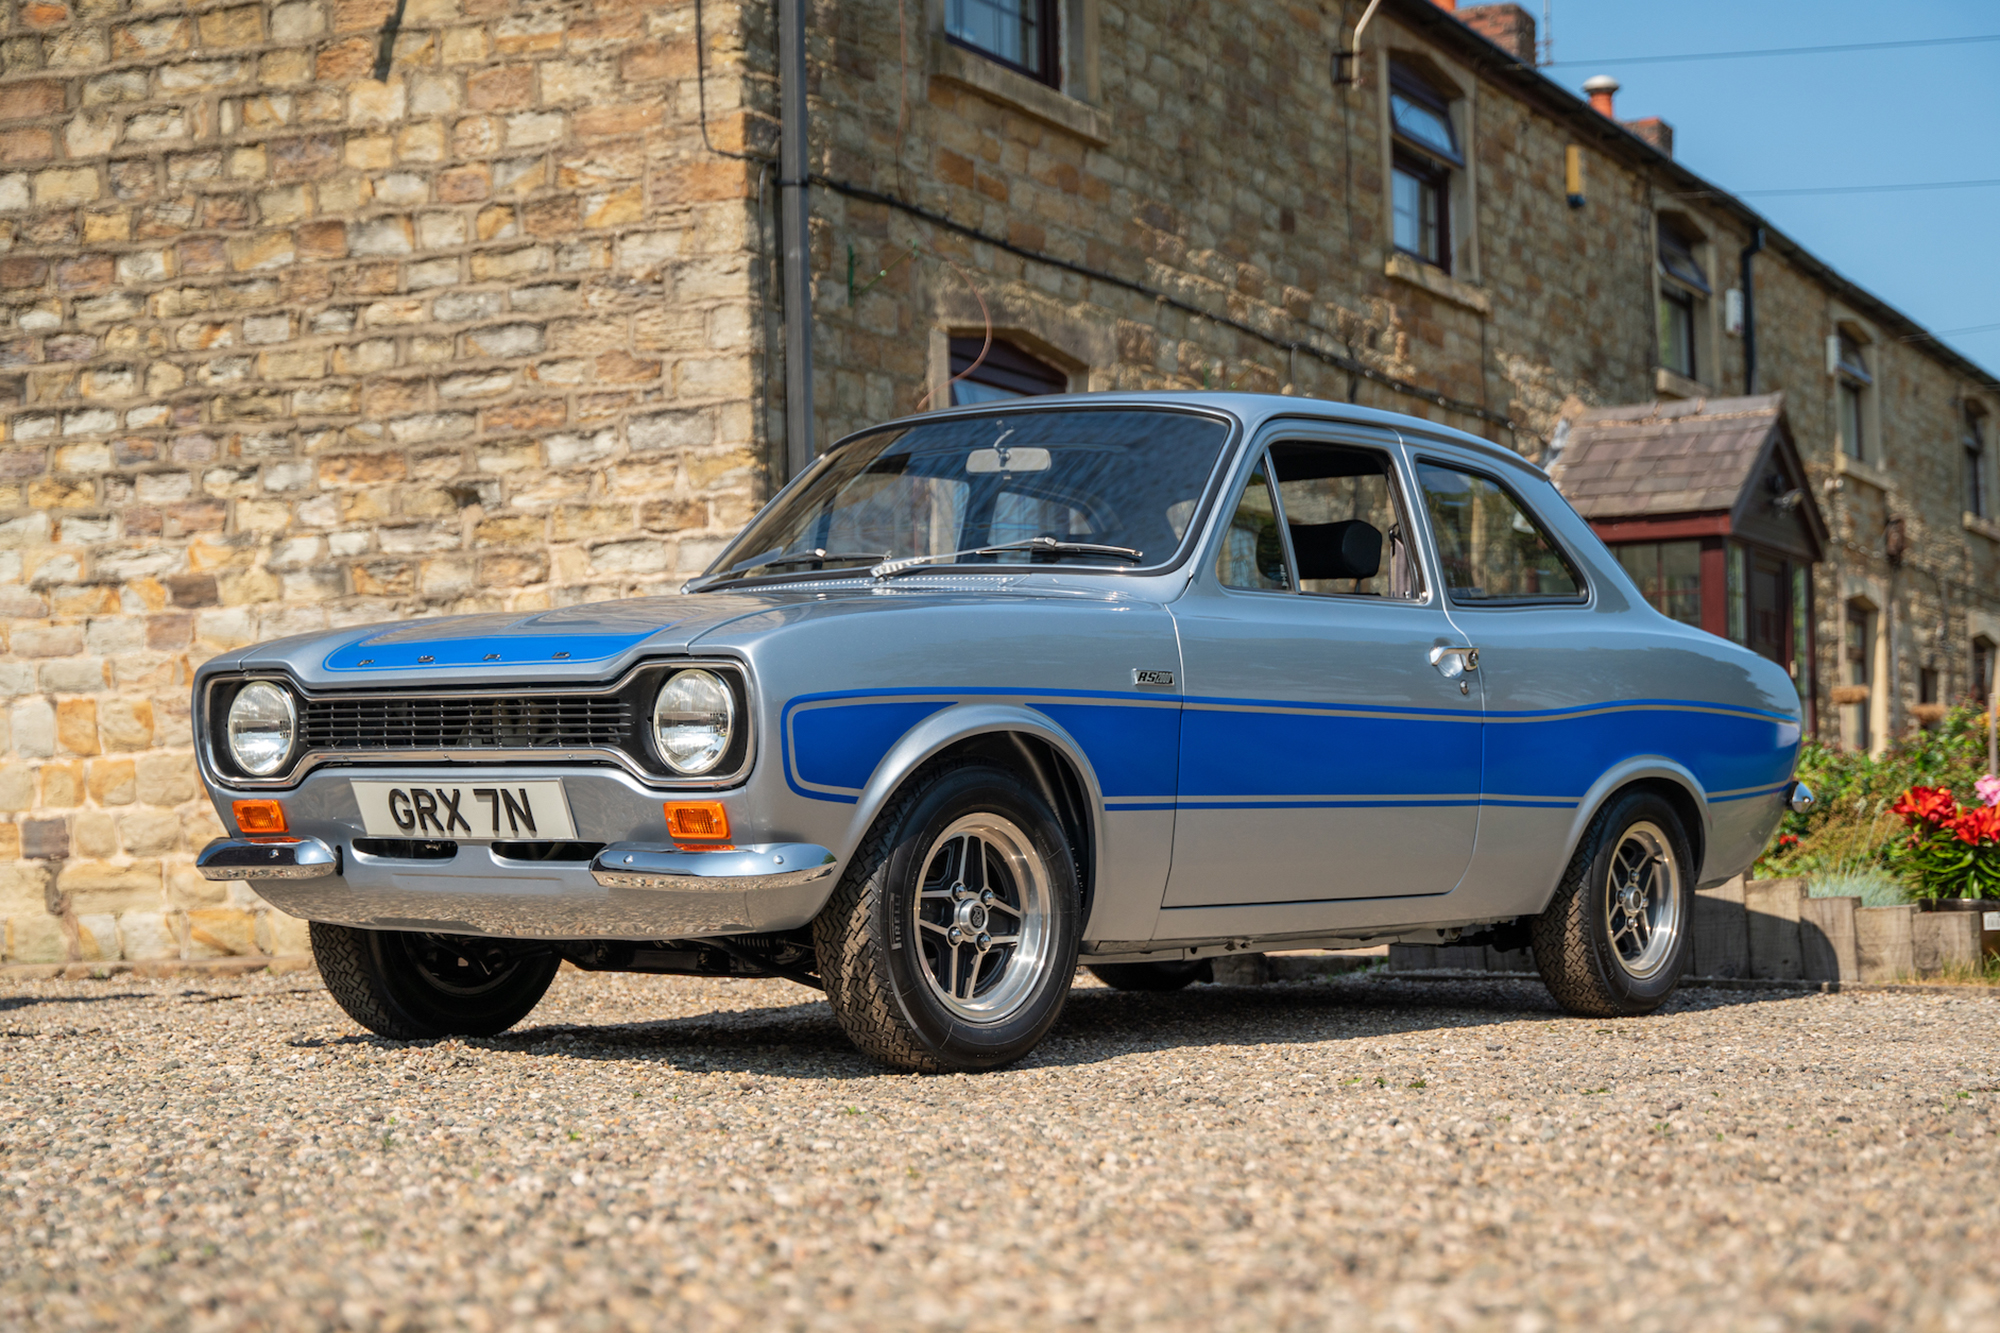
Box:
[0,0,1994,963]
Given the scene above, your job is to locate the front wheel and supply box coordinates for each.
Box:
[1531,790,1694,1018]
[310,922,559,1039]
[813,762,1081,1073]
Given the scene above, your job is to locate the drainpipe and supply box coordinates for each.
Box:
[1740,227,1765,394]
[778,0,813,480]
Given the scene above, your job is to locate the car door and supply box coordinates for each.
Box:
[1407,453,1611,909]
[1160,427,1482,916]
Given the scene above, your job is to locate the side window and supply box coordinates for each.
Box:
[1415,462,1584,604]
[946,0,1060,88]
[1216,457,1290,591]
[1267,443,1422,600]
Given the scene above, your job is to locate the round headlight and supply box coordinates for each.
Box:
[227,681,297,777]
[652,669,735,775]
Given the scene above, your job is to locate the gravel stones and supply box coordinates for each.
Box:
[2,968,1998,1330]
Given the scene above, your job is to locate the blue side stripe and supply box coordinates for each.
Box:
[779,687,1798,811]
[783,684,1789,723]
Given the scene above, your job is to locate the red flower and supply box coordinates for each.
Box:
[1952,804,2000,847]
[1893,786,1958,829]
[1776,833,1800,848]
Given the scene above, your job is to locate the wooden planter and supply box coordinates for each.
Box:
[1923,898,2000,959]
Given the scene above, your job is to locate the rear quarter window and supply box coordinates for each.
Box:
[1415,460,1586,605]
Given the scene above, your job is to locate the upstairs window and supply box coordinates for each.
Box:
[1967,406,1990,519]
[1389,63,1460,272]
[946,0,1059,86]
[949,337,1068,405]
[1835,330,1873,461]
[1656,223,1709,381]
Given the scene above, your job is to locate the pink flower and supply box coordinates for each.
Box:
[1977,774,2000,808]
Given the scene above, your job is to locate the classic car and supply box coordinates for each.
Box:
[193,393,1812,1071]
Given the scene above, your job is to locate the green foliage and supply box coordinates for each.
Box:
[1757,703,1996,894]
[1886,820,2000,901]
[1804,868,1907,908]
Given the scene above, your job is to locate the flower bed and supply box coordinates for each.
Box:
[1889,783,2000,900]
[1756,703,1997,900]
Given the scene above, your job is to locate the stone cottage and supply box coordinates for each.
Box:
[0,0,1994,962]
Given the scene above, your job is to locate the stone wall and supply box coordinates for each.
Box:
[0,0,766,962]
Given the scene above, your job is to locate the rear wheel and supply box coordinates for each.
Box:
[813,762,1081,1072]
[1085,960,1212,991]
[1531,790,1693,1018]
[310,922,559,1039]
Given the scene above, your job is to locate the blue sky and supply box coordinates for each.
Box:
[1542,1,2000,375]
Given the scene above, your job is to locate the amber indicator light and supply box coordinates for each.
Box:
[233,799,288,835]
[663,801,730,842]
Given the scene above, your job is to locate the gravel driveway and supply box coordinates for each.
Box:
[3,966,1998,1331]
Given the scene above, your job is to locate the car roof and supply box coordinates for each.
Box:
[832,390,1547,484]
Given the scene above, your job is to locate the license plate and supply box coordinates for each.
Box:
[351,780,577,841]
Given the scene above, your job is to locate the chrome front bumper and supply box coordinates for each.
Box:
[198,836,842,942]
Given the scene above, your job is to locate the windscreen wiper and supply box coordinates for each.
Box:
[688,548,890,591]
[870,537,1144,580]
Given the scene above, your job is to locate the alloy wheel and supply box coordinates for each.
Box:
[1602,820,1683,981]
[912,814,1053,1022]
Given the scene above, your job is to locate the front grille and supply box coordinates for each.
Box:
[300,695,633,751]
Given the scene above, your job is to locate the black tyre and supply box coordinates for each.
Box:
[310,922,560,1039]
[812,762,1082,1073]
[1085,960,1213,991]
[1531,789,1694,1018]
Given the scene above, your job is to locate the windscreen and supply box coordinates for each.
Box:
[707,409,1232,583]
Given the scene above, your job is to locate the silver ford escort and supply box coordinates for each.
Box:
[193,394,1810,1071]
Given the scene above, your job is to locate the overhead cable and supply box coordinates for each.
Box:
[1673,178,2000,199]
[1547,33,2000,67]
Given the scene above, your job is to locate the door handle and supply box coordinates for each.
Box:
[1428,645,1479,678]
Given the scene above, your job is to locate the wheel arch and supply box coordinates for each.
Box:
[838,705,1106,925]
[1540,759,1711,913]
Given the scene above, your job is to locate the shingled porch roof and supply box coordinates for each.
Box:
[1548,393,1828,560]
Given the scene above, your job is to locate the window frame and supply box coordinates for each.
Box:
[1657,285,1697,380]
[1653,220,1709,383]
[1835,329,1873,461]
[1611,539,1703,628]
[1966,406,1989,519]
[1844,600,1876,752]
[1412,456,1591,608]
[947,336,1069,403]
[1210,439,1434,607]
[1388,65,1462,166]
[1386,61,1460,274]
[1391,149,1451,272]
[944,0,1061,89]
